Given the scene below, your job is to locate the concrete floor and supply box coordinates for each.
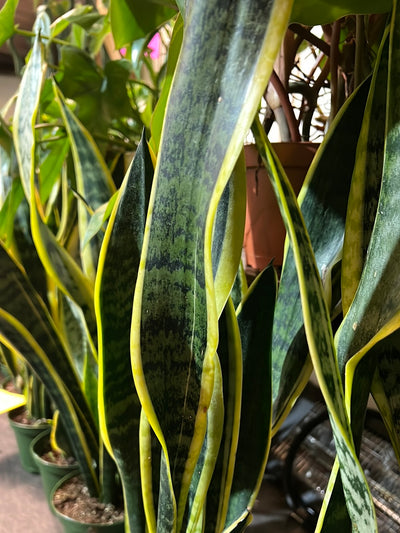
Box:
[0,412,306,533]
[0,413,62,532]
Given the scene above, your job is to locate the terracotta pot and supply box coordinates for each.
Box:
[243,142,318,271]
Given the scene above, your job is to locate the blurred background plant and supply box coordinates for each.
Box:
[260,14,387,143]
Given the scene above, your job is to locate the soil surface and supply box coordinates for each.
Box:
[41,449,77,466]
[53,476,124,525]
[10,409,48,426]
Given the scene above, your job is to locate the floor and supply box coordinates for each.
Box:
[0,412,307,533]
[0,412,63,533]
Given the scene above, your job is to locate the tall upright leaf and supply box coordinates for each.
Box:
[0,244,99,495]
[130,0,293,530]
[55,85,116,281]
[12,8,50,200]
[341,31,388,314]
[11,8,97,341]
[271,78,370,433]
[252,119,377,532]
[95,132,153,532]
[319,8,400,529]
[225,266,276,531]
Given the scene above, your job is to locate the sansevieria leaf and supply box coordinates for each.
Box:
[271,77,370,433]
[11,8,97,342]
[335,2,400,379]
[55,84,116,281]
[12,8,50,201]
[341,31,388,314]
[0,244,99,495]
[252,119,377,532]
[95,132,153,532]
[212,151,246,318]
[320,7,400,529]
[224,265,276,532]
[317,30,390,532]
[130,1,293,530]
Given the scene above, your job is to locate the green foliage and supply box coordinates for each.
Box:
[110,0,177,47]
[291,0,392,25]
[2,1,400,533]
[0,0,18,48]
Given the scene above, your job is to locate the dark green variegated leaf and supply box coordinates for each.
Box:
[341,32,388,314]
[59,293,98,429]
[202,300,242,533]
[0,343,20,379]
[252,119,377,532]
[0,244,97,438]
[30,203,97,341]
[224,513,252,533]
[59,294,88,381]
[230,263,248,311]
[271,78,370,433]
[131,1,293,530]
[290,0,392,25]
[0,244,98,494]
[0,310,99,495]
[38,137,70,207]
[10,9,96,340]
[13,200,49,304]
[157,451,176,532]
[320,16,400,528]
[225,265,276,530]
[55,85,115,281]
[186,352,224,532]
[12,10,49,201]
[212,150,246,318]
[0,0,18,48]
[370,331,400,460]
[317,31,389,531]
[335,5,400,377]
[95,132,153,532]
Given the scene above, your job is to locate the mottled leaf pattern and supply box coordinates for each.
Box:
[95,133,153,532]
[131,1,293,530]
[225,266,276,530]
[55,85,115,281]
[271,79,370,433]
[252,119,377,532]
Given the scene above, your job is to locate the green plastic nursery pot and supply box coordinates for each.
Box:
[31,431,79,505]
[8,406,50,474]
[51,472,125,533]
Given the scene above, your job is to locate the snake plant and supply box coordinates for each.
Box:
[2,1,400,533]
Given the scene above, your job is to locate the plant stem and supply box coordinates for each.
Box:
[289,24,331,57]
[14,27,71,48]
[354,15,365,89]
[270,70,301,142]
[329,20,341,121]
